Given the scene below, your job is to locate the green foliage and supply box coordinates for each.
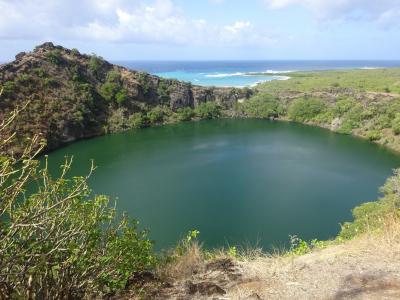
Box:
[46,50,63,65]
[338,169,400,240]
[157,80,171,104]
[89,54,105,78]
[70,64,84,82]
[174,230,200,256]
[392,113,400,135]
[116,89,128,104]
[16,73,33,84]
[147,106,165,124]
[43,77,58,88]
[71,48,80,56]
[137,72,151,96]
[100,82,119,101]
[257,69,400,94]
[288,98,327,122]
[98,70,129,105]
[227,246,238,258]
[176,107,194,121]
[336,103,364,134]
[195,102,221,119]
[2,81,16,96]
[240,94,283,118]
[0,111,155,298]
[334,98,356,116]
[106,70,121,83]
[34,67,46,77]
[287,235,327,256]
[331,82,340,88]
[288,235,311,255]
[129,113,146,129]
[366,130,382,141]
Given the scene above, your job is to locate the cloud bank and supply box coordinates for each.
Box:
[0,0,276,46]
[264,0,400,27]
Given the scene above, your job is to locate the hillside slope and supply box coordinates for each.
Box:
[0,43,251,154]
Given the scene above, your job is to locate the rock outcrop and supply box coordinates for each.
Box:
[0,42,252,154]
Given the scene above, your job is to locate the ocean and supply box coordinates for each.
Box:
[116,60,400,88]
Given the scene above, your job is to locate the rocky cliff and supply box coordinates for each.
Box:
[0,42,252,154]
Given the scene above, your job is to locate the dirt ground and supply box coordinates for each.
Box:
[121,219,400,300]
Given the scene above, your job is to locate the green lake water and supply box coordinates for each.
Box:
[44,119,400,250]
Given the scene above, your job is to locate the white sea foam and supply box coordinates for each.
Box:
[359,67,381,70]
[205,72,245,78]
[274,75,291,81]
[265,70,295,74]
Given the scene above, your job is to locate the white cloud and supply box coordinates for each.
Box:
[0,0,277,46]
[264,0,400,26]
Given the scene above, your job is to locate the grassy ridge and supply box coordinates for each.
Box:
[234,68,400,152]
[258,68,400,94]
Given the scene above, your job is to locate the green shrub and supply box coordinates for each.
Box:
[157,80,170,104]
[376,114,392,129]
[147,106,164,124]
[337,103,364,132]
[338,169,400,240]
[71,48,80,56]
[392,113,400,134]
[366,130,382,141]
[116,89,128,104]
[44,77,59,88]
[137,72,151,95]
[89,55,105,78]
[176,107,194,121]
[46,50,63,65]
[337,120,355,134]
[71,65,84,82]
[195,102,221,119]
[34,68,46,77]
[288,98,327,122]
[129,113,146,129]
[0,112,155,298]
[16,73,33,84]
[106,70,121,83]
[313,109,335,124]
[241,94,283,118]
[100,82,119,101]
[2,81,16,96]
[334,98,356,116]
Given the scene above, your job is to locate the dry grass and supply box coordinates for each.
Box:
[144,214,400,299]
[225,214,400,299]
[158,242,204,281]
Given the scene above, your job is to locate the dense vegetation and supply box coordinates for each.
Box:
[0,107,155,298]
[234,70,400,151]
[257,69,400,94]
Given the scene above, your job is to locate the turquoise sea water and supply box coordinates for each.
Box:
[118,60,400,87]
[153,70,290,87]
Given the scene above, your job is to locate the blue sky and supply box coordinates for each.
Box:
[0,0,399,61]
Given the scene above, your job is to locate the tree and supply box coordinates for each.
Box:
[288,98,327,122]
[88,55,105,79]
[194,102,221,119]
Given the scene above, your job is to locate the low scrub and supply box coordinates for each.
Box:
[0,107,155,298]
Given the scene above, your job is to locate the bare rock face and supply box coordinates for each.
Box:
[15,52,26,60]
